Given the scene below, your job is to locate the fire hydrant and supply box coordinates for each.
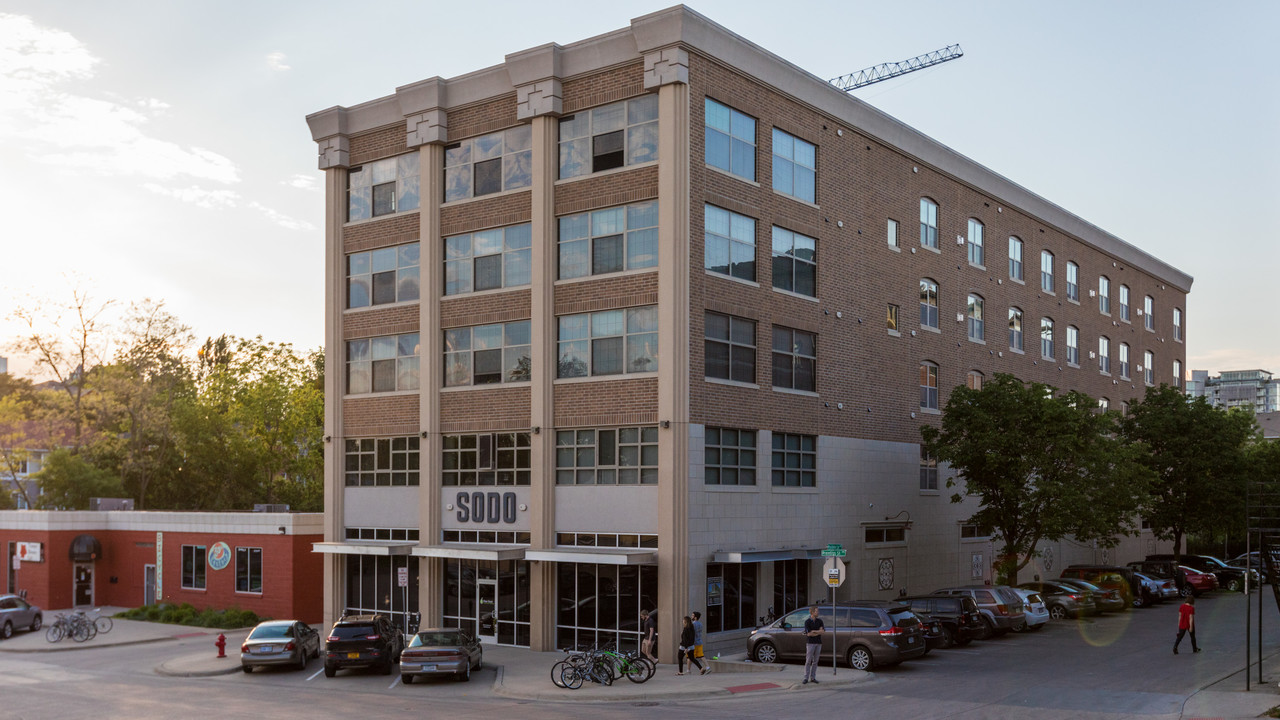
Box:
[215,633,227,658]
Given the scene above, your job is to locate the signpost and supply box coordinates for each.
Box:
[823,546,846,676]
[398,566,410,633]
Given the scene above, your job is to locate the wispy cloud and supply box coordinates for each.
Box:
[283,173,319,191]
[266,52,291,71]
[0,13,239,184]
[143,184,240,209]
[249,202,316,232]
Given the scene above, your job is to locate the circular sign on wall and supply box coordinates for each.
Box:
[208,542,232,571]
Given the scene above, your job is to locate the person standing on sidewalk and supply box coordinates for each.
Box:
[802,606,824,684]
[641,609,658,664]
[1173,596,1200,654]
[692,611,710,675]
[676,616,704,675]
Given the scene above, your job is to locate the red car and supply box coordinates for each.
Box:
[1179,566,1218,597]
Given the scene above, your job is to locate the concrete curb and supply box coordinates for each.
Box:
[154,659,245,678]
[0,635,180,654]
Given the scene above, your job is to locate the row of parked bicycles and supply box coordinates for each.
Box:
[549,642,655,689]
[44,608,113,643]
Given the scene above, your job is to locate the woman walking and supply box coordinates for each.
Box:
[677,616,704,675]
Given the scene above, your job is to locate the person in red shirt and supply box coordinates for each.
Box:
[1173,596,1199,654]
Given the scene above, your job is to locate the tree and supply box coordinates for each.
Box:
[35,448,125,509]
[1121,385,1256,559]
[921,373,1149,585]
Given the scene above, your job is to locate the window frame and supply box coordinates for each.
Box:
[919,278,939,330]
[1099,336,1111,374]
[704,204,757,282]
[887,304,900,333]
[705,312,757,384]
[1119,284,1131,322]
[555,427,659,485]
[771,433,816,487]
[1066,325,1080,365]
[967,218,984,267]
[442,432,531,487]
[1099,276,1111,314]
[344,437,421,487]
[887,219,899,248]
[558,95,659,179]
[704,427,758,486]
[443,320,532,387]
[347,153,420,222]
[1066,261,1079,302]
[347,242,421,309]
[1040,251,1055,293]
[556,307,659,379]
[443,126,533,203]
[771,326,817,392]
[1144,295,1154,331]
[770,225,817,297]
[557,202,658,280]
[919,198,939,249]
[346,333,420,395]
[1173,307,1183,341]
[444,224,533,296]
[1040,317,1055,359]
[919,447,938,491]
[1008,308,1024,351]
[920,361,939,410]
[1008,237,1023,281]
[1119,342,1131,379]
[235,546,263,594]
[704,97,756,181]
[181,545,207,590]
[771,128,816,203]
[1144,350,1155,385]
[967,294,984,341]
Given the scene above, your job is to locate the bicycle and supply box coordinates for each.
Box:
[44,612,96,643]
[84,608,113,634]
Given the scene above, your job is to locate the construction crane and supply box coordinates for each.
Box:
[829,44,964,93]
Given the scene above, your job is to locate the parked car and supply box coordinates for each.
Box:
[1147,554,1256,592]
[747,601,927,670]
[399,628,483,683]
[1177,566,1218,597]
[900,595,984,647]
[1057,578,1126,613]
[240,620,321,673]
[1059,565,1139,608]
[912,612,946,652]
[1132,572,1176,603]
[1016,580,1094,619]
[323,614,404,677]
[1229,552,1275,584]
[0,594,42,639]
[1010,588,1049,631]
[931,585,1026,636]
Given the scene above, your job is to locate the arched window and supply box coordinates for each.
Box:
[966,370,984,390]
[1099,336,1111,373]
[920,361,939,410]
[1099,276,1111,314]
[1040,318,1054,359]
[920,198,938,249]
[1119,342,1130,379]
[1008,307,1023,351]
[1119,284,1131,322]
[967,218,984,266]
[1144,350,1154,385]
[1144,296,1154,331]
[1008,237,1023,281]
[1066,261,1079,301]
[919,278,939,329]
[1040,251,1054,293]
[967,294,984,341]
[1066,326,1080,365]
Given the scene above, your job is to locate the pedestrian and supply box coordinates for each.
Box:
[802,606,824,684]
[641,609,658,663]
[677,615,704,675]
[1173,595,1200,654]
[692,611,710,675]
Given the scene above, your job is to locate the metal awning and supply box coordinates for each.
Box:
[312,541,415,556]
[412,544,526,561]
[711,548,824,564]
[524,548,657,565]
[69,534,102,562]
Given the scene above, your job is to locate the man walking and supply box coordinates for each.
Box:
[641,609,659,663]
[1173,596,1199,654]
[802,606,824,684]
[692,611,710,675]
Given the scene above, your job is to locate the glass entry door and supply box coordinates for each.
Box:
[477,580,497,644]
[73,564,94,607]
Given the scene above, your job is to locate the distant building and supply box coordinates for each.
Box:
[0,357,8,374]
[1186,369,1280,413]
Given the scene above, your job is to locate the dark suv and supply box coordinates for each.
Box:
[324,614,404,677]
[930,586,1025,636]
[901,595,983,647]
[1145,554,1255,593]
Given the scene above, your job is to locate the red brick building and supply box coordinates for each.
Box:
[1,511,323,623]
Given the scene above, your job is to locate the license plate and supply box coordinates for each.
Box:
[421,664,437,672]
[347,652,360,659]
[259,646,275,653]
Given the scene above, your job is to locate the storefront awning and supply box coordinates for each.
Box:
[711,548,824,564]
[524,548,657,565]
[69,534,102,562]
[412,544,526,561]
[312,541,416,556]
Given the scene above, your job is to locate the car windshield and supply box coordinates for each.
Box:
[410,632,461,647]
[1203,558,1227,569]
[249,624,294,639]
[331,624,376,639]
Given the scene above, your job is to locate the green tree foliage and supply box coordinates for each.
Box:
[1121,385,1256,558]
[921,373,1149,585]
[34,448,125,509]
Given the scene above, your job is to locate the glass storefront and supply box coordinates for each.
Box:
[556,563,658,652]
[343,554,419,633]
[442,559,530,646]
[705,562,757,633]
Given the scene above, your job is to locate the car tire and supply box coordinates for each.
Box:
[403,673,414,684]
[324,664,336,678]
[1,621,11,640]
[1049,605,1067,620]
[939,627,955,649]
[458,662,471,682]
[1179,585,1192,598]
[979,616,996,640]
[30,615,42,632]
[381,659,393,675]
[847,645,873,671]
[752,640,778,664]
[1228,579,1243,592]
[296,650,307,671]
[242,665,253,674]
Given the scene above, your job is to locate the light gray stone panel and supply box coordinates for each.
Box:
[554,486,658,533]
[343,487,419,528]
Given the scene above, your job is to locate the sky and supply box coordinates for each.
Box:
[2,1,1277,381]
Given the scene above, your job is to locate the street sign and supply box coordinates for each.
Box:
[821,549,846,557]
[823,557,846,587]
[397,567,409,588]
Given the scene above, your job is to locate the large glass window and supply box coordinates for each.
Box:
[771,433,816,487]
[1119,284,1131,322]
[967,294,984,341]
[443,433,531,486]
[347,554,419,636]
[705,427,757,486]
[344,437,420,487]
[967,219,984,266]
[559,96,658,178]
[556,562,656,652]
[442,559,529,647]
[444,224,532,295]
[1144,296,1154,331]
[773,559,809,616]
[1099,276,1111,314]
[557,307,658,378]
[1066,326,1080,365]
[771,226,816,296]
[444,126,532,202]
[704,98,755,180]
[348,153,420,221]
[1041,251,1055,293]
[920,361,939,410]
[920,198,938,249]
[704,205,756,281]
[1041,318,1055,359]
[771,128,816,203]
[558,202,658,279]
[1008,308,1023,351]
[919,279,939,329]
[348,243,420,308]
[347,333,419,394]
[1066,261,1079,301]
[236,547,262,594]
[182,545,206,590]
[705,312,756,384]
[555,427,659,485]
[444,321,531,387]
[705,562,758,633]
[1008,237,1023,280]
[771,327,816,392]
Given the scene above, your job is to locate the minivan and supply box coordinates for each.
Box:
[747,601,927,670]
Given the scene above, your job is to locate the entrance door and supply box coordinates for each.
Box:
[143,565,157,606]
[477,579,497,644]
[73,564,94,607]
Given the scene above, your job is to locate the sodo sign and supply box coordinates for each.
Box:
[454,491,518,525]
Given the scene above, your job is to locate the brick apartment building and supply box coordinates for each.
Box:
[305,6,1190,656]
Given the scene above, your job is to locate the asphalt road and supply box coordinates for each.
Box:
[4,591,1280,720]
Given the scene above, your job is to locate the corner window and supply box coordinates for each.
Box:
[1173,307,1183,341]
[1099,336,1111,374]
[967,219,984,266]
[771,433,816,487]
[967,294,984,341]
[1066,325,1080,365]
[771,226,817,296]
[557,307,658,378]
[347,153,420,222]
[555,427,658,484]
[442,432,531,486]
[444,321,532,387]
[1099,276,1111,314]
[919,279,939,330]
[444,126,532,202]
[1040,251,1055,293]
[348,242,420,308]
[704,98,756,181]
[920,198,938,249]
[1041,317,1055,359]
[559,95,658,179]
[1066,261,1079,301]
[1144,296,1154,331]
[1144,350,1155,385]
[887,219,899,248]
[1119,284,1131,322]
[705,427,757,486]
[182,545,207,590]
[235,547,263,594]
[705,312,756,384]
[1008,237,1023,280]
[919,447,938,491]
[771,128,816,203]
[347,333,420,394]
[344,437,420,487]
[704,205,756,281]
[558,201,658,279]
[1008,308,1023,351]
[445,224,532,295]
[771,326,816,392]
[920,361,939,410]
[1119,342,1131,379]
[1174,359,1182,385]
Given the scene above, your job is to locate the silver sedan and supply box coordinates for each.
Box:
[241,620,321,673]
